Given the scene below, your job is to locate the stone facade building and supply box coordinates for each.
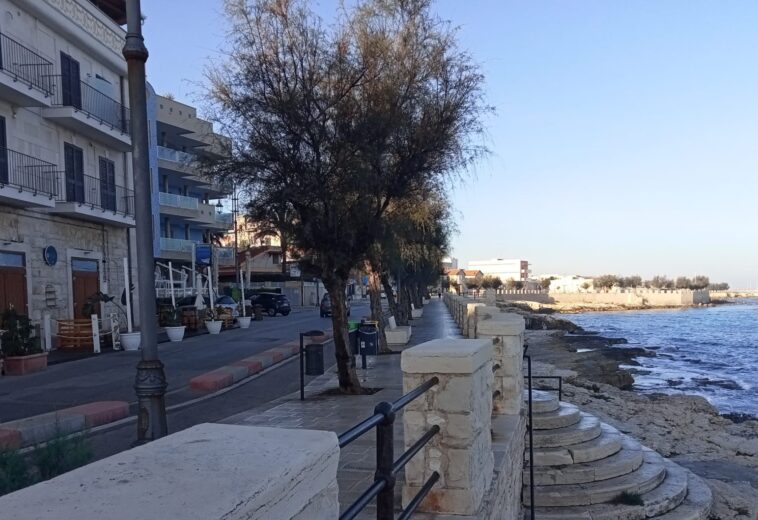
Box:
[0,0,136,324]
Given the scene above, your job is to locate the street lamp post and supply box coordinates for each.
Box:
[124,0,168,442]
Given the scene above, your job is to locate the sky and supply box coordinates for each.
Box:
[142,1,758,288]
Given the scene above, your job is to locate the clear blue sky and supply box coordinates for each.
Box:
[142,1,758,288]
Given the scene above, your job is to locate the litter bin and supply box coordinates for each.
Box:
[348,321,360,355]
[305,342,325,375]
[358,320,378,357]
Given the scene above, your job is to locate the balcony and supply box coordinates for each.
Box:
[0,32,54,107]
[0,147,59,208]
[158,191,203,220]
[157,145,197,176]
[51,172,135,227]
[42,76,131,151]
[158,237,199,261]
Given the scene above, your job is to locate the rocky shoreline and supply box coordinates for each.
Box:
[514,308,758,519]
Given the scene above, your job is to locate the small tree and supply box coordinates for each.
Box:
[539,277,552,290]
[650,275,674,289]
[690,275,710,290]
[581,282,591,290]
[491,276,503,290]
[593,274,619,290]
[505,278,517,290]
[514,281,524,290]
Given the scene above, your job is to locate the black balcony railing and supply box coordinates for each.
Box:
[338,377,440,520]
[49,75,130,134]
[0,147,58,197]
[56,171,134,216]
[0,32,54,95]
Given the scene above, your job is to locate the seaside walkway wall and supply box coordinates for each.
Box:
[494,288,710,306]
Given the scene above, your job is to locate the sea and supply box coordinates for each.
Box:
[567,299,758,417]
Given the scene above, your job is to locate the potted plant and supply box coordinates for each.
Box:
[164,306,186,342]
[237,309,252,330]
[1,307,48,375]
[83,291,140,351]
[204,307,223,335]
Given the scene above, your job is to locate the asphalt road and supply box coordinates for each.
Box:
[0,302,370,423]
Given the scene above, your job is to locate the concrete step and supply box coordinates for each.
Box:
[532,413,602,449]
[527,426,623,466]
[525,389,560,414]
[654,471,712,520]
[524,451,667,507]
[532,402,582,430]
[525,437,644,486]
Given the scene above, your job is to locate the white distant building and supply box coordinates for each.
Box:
[467,258,530,283]
[442,256,458,270]
[542,274,594,293]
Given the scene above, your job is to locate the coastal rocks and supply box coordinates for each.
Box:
[496,304,585,333]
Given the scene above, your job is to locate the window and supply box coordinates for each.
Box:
[0,252,24,267]
[272,253,280,265]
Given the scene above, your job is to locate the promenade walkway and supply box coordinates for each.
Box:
[223,298,460,517]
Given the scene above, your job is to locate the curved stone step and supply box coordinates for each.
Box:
[532,413,602,448]
[525,389,560,414]
[524,451,667,507]
[532,402,582,430]
[527,427,623,466]
[525,437,644,486]
[654,471,712,520]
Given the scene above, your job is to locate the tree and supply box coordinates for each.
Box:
[690,275,710,290]
[593,274,619,290]
[513,281,524,290]
[675,276,691,289]
[539,277,552,290]
[244,200,294,275]
[650,275,674,289]
[708,282,729,290]
[505,278,517,290]
[206,0,488,392]
[581,282,591,290]
[620,275,642,288]
[490,276,503,290]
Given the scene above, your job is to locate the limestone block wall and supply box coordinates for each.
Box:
[548,289,710,307]
[0,209,132,323]
[0,423,340,520]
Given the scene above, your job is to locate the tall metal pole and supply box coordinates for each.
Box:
[124,0,168,442]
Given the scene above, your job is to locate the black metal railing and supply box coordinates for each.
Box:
[56,172,134,216]
[48,75,130,134]
[528,375,562,401]
[524,353,535,520]
[338,377,440,520]
[0,32,54,95]
[0,147,58,197]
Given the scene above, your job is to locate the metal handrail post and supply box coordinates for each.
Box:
[375,401,396,520]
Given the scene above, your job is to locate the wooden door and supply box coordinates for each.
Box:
[0,251,27,314]
[60,52,81,108]
[72,258,99,318]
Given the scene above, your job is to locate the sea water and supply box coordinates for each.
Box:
[567,299,758,416]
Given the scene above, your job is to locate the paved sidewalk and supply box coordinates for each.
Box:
[223,298,461,517]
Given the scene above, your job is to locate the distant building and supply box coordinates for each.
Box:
[219,215,282,249]
[442,256,458,270]
[467,259,530,283]
[542,274,594,293]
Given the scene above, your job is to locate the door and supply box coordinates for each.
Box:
[98,157,116,211]
[0,252,27,314]
[64,143,84,203]
[72,258,99,318]
[60,52,81,108]
[0,116,7,185]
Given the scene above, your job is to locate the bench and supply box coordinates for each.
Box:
[411,303,423,319]
[384,315,412,345]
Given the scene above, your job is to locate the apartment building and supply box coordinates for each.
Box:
[0,0,135,322]
[148,91,232,265]
[467,258,531,283]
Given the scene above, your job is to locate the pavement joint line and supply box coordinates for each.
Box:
[37,340,338,447]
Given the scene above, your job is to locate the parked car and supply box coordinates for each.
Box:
[250,293,291,317]
[320,293,351,318]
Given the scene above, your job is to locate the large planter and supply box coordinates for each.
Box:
[121,332,141,351]
[4,352,48,376]
[237,316,252,329]
[165,326,186,342]
[205,320,223,335]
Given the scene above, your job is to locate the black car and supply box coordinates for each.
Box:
[251,293,291,317]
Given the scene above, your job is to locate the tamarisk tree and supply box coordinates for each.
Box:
[205,0,488,392]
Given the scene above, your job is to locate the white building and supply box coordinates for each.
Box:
[542,274,595,293]
[442,256,458,270]
[467,258,530,283]
[0,0,135,324]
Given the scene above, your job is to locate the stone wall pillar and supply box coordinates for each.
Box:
[475,310,525,416]
[465,302,485,338]
[401,338,494,515]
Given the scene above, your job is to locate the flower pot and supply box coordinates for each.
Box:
[121,332,141,351]
[4,352,48,376]
[237,316,252,329]
[205,320,223,335]
[165,325,186,342]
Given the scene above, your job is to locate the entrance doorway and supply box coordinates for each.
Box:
[0,251,27,314]
[71,258,99,318]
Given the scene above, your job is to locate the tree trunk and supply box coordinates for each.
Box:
[380,273,398,318]
[396,282,411,326]
[323,275,362,393]
[367,268,389,353]
[280,234,288,275]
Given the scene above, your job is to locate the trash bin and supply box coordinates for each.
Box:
[348,321,360,355]
[305,342,325,375]
[358,321,378,356]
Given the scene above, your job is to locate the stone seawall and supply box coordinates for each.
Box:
[495,289,710,307]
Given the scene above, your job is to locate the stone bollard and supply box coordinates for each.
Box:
[401,338,494,515]
[475,311,525,416]
[465,302,485,338]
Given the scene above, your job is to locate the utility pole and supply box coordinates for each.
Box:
[124,0,168,442]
